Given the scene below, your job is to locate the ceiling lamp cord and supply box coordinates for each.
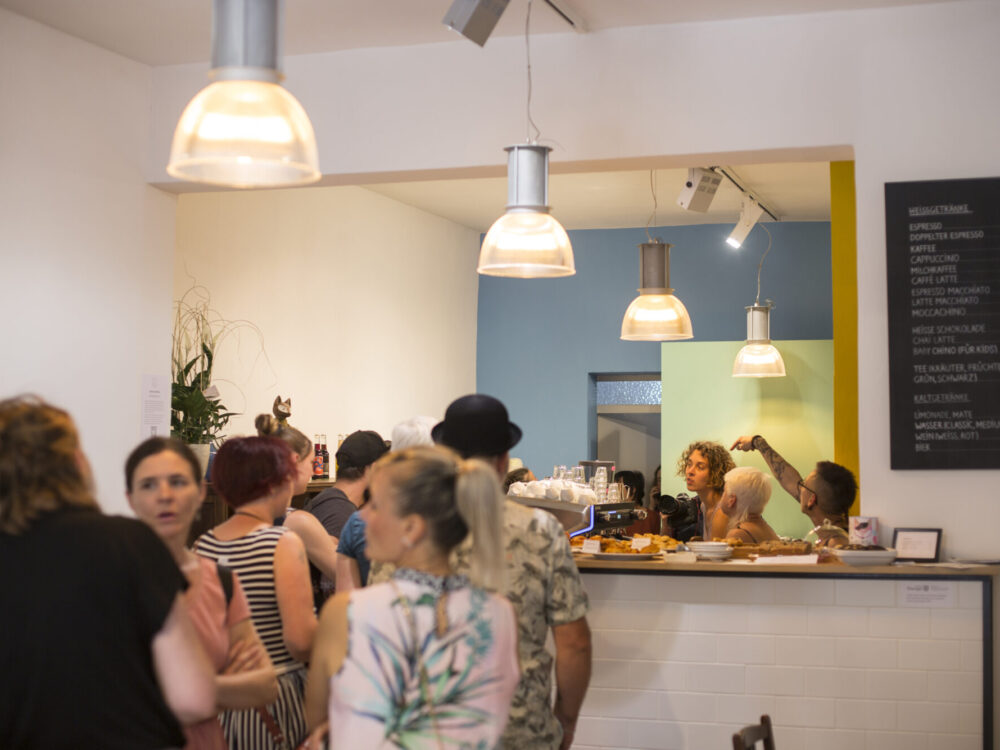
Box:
[733,223,786,377]
[754,223,773,306]
[524,0,542,144]
[645,169,657,243]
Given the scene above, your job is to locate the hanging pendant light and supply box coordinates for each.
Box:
[477,0,574,278]
[167,0,320,188]
[621,240,693,341]
[733,303,786,376]
[478,144,574,277]
[733,225,786,377]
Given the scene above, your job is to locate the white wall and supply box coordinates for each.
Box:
[0,9,175,514]
[173,186,480,443]
[148,1,1000,558]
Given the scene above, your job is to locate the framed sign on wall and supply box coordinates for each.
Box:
[885,177,1000,470]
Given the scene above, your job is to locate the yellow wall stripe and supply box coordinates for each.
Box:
[830,160,861,514]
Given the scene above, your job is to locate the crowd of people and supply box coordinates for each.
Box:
[0,393,591,750]
[0,392,856,749]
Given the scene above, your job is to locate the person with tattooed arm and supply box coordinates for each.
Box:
[730,435,858,548]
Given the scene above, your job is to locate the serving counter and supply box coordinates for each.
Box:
[572,557,997,750]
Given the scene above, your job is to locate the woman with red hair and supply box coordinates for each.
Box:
[195,436,317,750]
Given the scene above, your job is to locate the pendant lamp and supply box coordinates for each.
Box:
[621,240,693,341]
[477,0,574,278]
[733,303,786,377]
[478,144,574,278]
[732,225,786,377]
[167,0,320,188]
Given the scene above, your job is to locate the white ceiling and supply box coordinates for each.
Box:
[3,0,929,229]
[0,0,963,68]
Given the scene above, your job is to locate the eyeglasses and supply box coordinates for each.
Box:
[797,479,817,497]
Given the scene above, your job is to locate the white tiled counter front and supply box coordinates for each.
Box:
[574,561,996,750]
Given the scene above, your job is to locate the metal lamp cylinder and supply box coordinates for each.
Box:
[212,0,282,81]
[746,304,772,343]
[639,241,672,293]
[505,144,551,212]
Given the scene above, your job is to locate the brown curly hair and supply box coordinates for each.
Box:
[676,440,736,492]
[0,395,98,534]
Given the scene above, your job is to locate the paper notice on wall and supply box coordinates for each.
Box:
[898,581,957,607]
[141,374,170,438]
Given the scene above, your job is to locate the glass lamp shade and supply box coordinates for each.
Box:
[620,293,693,341]
[732,343,787,377]
[167,80,320,188]
[477,210,575,278]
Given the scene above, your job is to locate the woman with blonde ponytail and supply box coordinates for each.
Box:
[304,446,518,748]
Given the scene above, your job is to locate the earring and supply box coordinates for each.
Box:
[401,537,412,549]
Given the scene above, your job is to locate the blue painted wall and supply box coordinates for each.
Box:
[476,222,832,473]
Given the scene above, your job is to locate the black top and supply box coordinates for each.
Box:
[0,507,187,750]
[303,487,358,605]
[304,487,357,539]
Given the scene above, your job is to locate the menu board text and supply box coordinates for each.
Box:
[886,177,1000,469]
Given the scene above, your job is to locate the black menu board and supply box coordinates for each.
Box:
[886,177,1000,469]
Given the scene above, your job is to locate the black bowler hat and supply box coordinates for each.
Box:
[432,394,522,459]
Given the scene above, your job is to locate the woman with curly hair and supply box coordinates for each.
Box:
[669,441,736,541]
[0,396,215,749]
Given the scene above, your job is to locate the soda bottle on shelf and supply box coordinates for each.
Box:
[312,435,324,479]
[321,434,330,479]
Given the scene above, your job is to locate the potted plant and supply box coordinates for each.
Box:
[170,286,248,473]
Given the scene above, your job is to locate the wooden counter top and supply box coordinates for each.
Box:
[575,555,1000,577]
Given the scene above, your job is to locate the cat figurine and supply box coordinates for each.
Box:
[272,395,292,424]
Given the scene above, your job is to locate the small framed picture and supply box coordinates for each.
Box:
[893,527,942,562]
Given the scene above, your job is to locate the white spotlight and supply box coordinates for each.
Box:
[726,196,765,248]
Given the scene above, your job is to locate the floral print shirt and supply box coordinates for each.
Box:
[329,569,519,749]
[454,501,589,750]
[370,501,590,749]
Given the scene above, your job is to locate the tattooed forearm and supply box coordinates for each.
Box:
[753,437,802,499]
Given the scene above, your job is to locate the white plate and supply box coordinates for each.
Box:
[695,551,733,561]
[688,542,730,551]
[588,552,661,561]
[832,548,897,566]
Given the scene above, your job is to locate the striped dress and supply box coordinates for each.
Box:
[195,526,308,749]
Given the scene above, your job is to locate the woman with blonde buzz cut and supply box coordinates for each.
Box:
[720,466,780,544]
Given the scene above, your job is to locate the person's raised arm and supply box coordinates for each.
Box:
[216,618,279,709]
[731,435,802,499]
[152,594,217,724]
[304,592,350,730]
[552,617,592,750]
[282,510,338,582]
[274,531,319,663]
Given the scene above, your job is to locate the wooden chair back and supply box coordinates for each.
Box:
[732,714,776,750]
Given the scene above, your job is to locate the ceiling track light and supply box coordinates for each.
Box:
[167,0,320,188]
[621,240,693,341]
[477,0,574,278]
[733,225,786,377]
[726,195,765,249]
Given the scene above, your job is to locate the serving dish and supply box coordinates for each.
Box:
[588,551,661,561]
[832,548,897,566]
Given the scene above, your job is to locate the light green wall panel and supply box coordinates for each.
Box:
[660,339,834,540]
